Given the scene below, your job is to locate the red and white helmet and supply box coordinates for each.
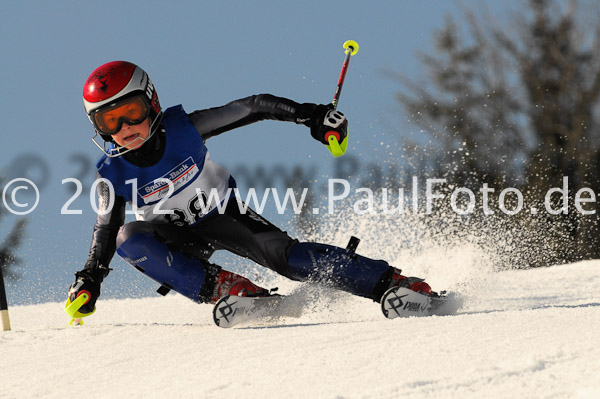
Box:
[83,61,162,156]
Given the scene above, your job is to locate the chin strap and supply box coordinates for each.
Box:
[91,112,164,158]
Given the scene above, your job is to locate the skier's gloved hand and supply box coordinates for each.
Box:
[296,103,348,145]
[67,269,103,315]
[316,107,348,145]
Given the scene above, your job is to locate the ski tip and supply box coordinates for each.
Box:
[213,295,243,329]
[380,286,454,319]
[380,286,399,318]
[212,295,229,328]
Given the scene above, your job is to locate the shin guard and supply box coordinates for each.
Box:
[287,242,390,299]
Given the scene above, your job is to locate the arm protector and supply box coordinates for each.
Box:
[82,173,126,281]
[188,94,320,140]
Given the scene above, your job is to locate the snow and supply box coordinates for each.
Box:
[2,260,599,399]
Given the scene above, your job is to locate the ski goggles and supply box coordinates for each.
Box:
[91,95,150,135]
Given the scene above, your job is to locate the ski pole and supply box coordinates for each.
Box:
[0,264,11,331]
[326,40,359,158]
[332,40,359,110]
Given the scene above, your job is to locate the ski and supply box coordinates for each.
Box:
[214,286,454,327]
[381,287,450,318]
[213,294,301,328]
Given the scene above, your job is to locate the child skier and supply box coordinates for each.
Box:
[67,61,432,317]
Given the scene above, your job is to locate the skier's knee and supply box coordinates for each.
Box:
[116,221,153,248]
[252,232,297,276]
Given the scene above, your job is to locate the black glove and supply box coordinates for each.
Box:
[68,269,103,315]
[296,103,348,145]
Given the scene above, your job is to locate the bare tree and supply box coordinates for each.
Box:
[0,178,27,280]
[397,0,600,265]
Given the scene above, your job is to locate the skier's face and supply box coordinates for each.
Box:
[111,117,151,150]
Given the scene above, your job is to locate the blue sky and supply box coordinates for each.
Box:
[1,1,512,304]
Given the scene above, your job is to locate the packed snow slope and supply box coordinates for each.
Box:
[2,259,599,399]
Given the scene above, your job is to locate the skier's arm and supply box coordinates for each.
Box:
[188,94,325,140]
[68,175,125,314]
[84,175,126,274]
